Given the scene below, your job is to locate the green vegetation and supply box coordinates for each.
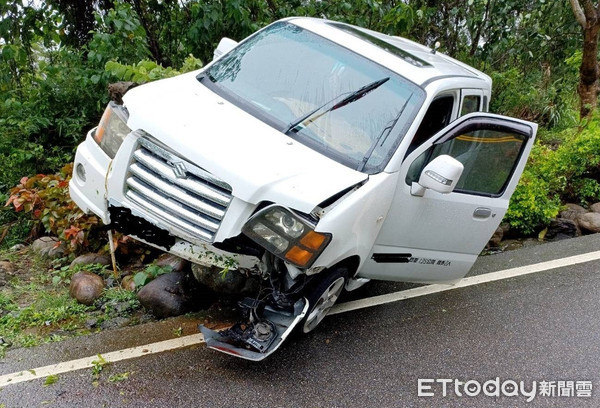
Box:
[100,287,141,316]
[43,374,59,387]
[0,251,144,354]
[91,354,108,376]
[505,115,600,234]
[0,287,91,350]
[0,0,598,245]
[105,56,203,84]
[108,371,131,383]
[132,264,173,288]
[51,262,108,286]
[91,353,109,386]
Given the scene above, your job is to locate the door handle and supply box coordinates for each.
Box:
[473,207,492,219]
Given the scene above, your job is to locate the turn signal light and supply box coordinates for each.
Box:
[285,246,313,266]
[94,107,113,144]
[300,231,327,250]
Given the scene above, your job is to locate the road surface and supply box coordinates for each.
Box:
[1,234,600,407]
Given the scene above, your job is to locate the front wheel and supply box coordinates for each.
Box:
[301,267,348,334]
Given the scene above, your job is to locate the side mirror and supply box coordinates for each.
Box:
[411,155,464,196]
[213,37,238,61]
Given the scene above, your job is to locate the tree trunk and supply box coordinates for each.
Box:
[570,0,600,118]
[130,0,165,65]
[469,0,491,57]
[579,20,600,118]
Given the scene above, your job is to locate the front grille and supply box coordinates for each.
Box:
[125,137,232,242]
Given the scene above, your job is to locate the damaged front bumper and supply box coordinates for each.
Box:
[105,206,260,271]
[200,297,308,361]
[70,127,339,362]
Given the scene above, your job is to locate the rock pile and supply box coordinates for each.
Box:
[62,250,216,319]
[488,201,600,249]
[558,203,600,235]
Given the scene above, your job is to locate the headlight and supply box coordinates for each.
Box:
[93,102,131,158]
[242,205,331,268]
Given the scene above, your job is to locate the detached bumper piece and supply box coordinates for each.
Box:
[199,297,308,361]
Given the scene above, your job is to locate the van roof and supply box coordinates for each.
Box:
[289,17,491,89]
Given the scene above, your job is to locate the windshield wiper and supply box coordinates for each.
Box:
[284,77,390,134]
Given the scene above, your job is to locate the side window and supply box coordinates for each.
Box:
[460,95,481,116]
[406,127,527,196]
[406,95,454,156]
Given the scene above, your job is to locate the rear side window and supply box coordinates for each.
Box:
[460,95,481,116]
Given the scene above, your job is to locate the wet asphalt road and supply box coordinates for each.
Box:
[1,234,600,407]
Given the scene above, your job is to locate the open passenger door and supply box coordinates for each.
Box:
[363,113,537,283]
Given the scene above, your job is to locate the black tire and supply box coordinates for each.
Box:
[300,267,348,334]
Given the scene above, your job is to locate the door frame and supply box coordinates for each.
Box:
[358,113,537,283]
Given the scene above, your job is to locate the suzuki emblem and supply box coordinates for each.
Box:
[171,161,187,179]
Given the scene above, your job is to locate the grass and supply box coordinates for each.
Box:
[0,247,146,356]
[99,287,141,318]
[0,288,92,349]
[43,374,59,387]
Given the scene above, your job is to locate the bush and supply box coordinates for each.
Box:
[0,1,152,195]
[4,163,101,253]
[505,166,561,235]
[133,264,174,288]
[105,55,203,84]
[490,68,577,130]
[505,115,600,234]
[0,48,108,193]
[548,118,600,203]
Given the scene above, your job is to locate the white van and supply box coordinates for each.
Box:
[70,17,536,360]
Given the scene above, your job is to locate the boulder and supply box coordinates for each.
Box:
[121,275,136,291]
[9,244,26,251]
[155,253,188,273]
[577,212,600,234]
[69,271,105,305]
[545,218,580,241]
[559,204,587,221]
[590,202,600,214]
[191,264,259,295]
[137,271,214,318]
[31,237,66,259]
[70,253,112,268]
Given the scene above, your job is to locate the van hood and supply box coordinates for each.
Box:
[123,71,368,213]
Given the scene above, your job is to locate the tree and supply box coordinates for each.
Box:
[569,0,600,118]
[46,0,115,47]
